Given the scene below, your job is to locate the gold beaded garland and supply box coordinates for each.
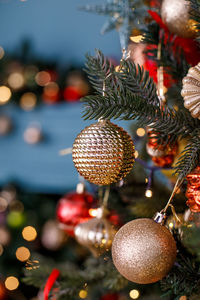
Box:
[72,119,135,185]
[112,218,177,284]
[161,0,197,38]
[181,63,200,120]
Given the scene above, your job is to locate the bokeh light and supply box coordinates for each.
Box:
[0,86,11,105]
[16,246,30,262]
[129,289,140,299]
[79,290,87,299]
[145,189,153,198]
[7,211,25,228]
[35,71,51,86]
[0,245,4,256]
[136,128,145,137]
[24,126,42,144]
[0,47,5,60]
[8,72,24,89]
[0,197,8,213]
[5,277,19,291]
[0,227,10,246]
[43,82,59,103]
[20,92,37,111]
[22,226,37,241]
[89,208,98,217]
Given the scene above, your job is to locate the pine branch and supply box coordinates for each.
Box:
[174,131,200,179]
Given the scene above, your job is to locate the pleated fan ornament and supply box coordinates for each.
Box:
[181,62,200,120]
[72,119,135,185]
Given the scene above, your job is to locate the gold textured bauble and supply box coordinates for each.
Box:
[161,0,197,38]
[112,218,177,284]
[72,120,135,185]
[74,207,117,257]
[181,63,200,120]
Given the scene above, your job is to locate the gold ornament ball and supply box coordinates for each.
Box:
[181,62,200,120]
[75,207,117,257]
[112,218,177,284]
[161,0,197,38]
[72,120,135,185]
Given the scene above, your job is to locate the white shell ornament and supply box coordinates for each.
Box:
[181,63,200,120]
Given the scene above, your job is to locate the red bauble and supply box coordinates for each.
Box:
[186,166,200,212]
[56,185,95,236]
[146,129,178,167]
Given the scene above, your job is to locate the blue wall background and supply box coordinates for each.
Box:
[0,0,121,63]
[0,0,128,194]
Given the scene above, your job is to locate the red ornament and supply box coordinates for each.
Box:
[146,129,178,167]
[56,183,95,236]
[186,166,200,212]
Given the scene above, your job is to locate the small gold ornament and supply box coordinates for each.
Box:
[74,207,117,257]
[72,119,135,185]
[112,218,177,284]
[161,0,197,38]
[181,63,200,120]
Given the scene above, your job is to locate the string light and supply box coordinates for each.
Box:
[129,289,140,299]
[0,86,11,105]
[135,150,139,158]
[145,189,153,198]
[79,290,88,299]
[145,178,148,183]
[136,128,145,137]
[88,208,98,217]
[5,276,19,291]
[16,246,30,262]
[22,226,37,241]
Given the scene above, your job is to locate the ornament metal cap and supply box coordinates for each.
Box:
[153,212,167,225]
[76,182,85,194]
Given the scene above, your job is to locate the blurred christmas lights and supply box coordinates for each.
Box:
[0,86,11,105]
[16,246,30,262]
[0,47,5,60]
[35,71,51,86]
[22,226,37,241]
[79,290,88,299]
[8,72,24,89]
[145,189,153,198]
[129,289,140,299]
[20,92,37,111]
[5,276,19,291]
[136,128,145,137]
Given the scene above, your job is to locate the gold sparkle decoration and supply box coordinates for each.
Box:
[75,207,117,257]
[161,0,197,38]
[72,119,135,185]
[112,218,177,284]
[181,63,200,120]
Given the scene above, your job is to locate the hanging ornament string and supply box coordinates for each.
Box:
[161,177,184,214]
[102,186,110,208]
[157,41,166,105]
[43,269,60,300]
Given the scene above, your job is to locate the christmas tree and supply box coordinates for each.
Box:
[5,0,200,299]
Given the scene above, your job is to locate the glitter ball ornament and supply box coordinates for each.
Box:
[112,218,177,284]
[181,63,200,120]
[56,183,95,236]
[146,129,178,167]
[72,120,135,185]
[185,166,200,212]
[161,0,197,38]
[75,206,117,257]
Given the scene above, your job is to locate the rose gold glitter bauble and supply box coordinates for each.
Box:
[181,63,200,120]
[72,120,135,185]
[161,0,197,38]
[75,207,117,257]
[112,218,177,284]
